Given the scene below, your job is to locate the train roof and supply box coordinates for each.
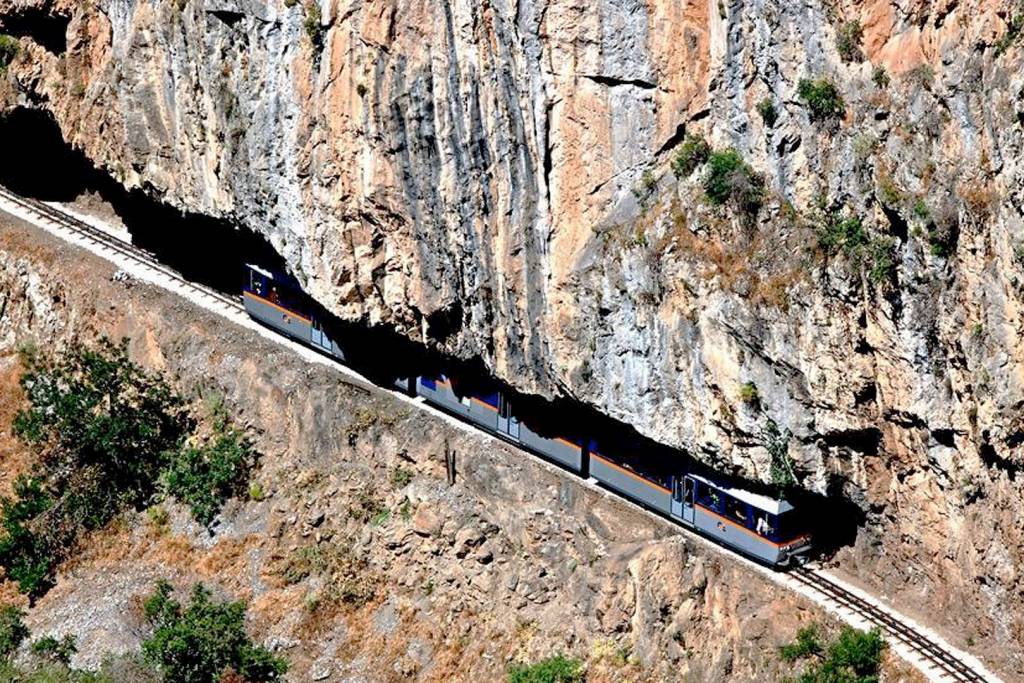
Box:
[690,473,795,515]
[246,263,275,279]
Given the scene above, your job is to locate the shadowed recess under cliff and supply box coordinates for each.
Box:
[0,106,862,562]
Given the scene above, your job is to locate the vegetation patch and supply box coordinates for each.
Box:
[0,35,17,73]
[797,78,845,123]
[703,148,765,218]
[836,20,864,62]
[304,2,324,48]
[508,654,584,683]
[671,134,710,178]
[779,623,886,683]
[2,339,256,596]
[756,98,778,128]
[143,580,287,682]
[816,209,895,285]
[162,398,256,527]
[871,66,890,89]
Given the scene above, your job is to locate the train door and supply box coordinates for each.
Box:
[310,319,331,352]
[671,476,696,526]
[497,395,520,440]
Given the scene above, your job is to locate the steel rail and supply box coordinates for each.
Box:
[0,186,244,313]
[793,568,990,682]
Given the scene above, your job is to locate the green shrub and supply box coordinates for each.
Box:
[836,20,864,62]
[797,78,845,122]
[31,635,77,665]
[760,420,796,489]
[248,482,266,502]
[0,476,56,595]
[703,148,765,217]
[6,340,254,596]
[632,168,658,204]
[162,405,255,527]
[779,624,822,661]
[671,133,710,178]
[756,97,778,127]
[780,623,885,683]
[142,581,287,683]
[508,654,584,683]
[912,198,930,220]
[817,210,896,285]
[871,65,890,88]
[0,35,18,73]
[739,382,760,405]
[818,212,867,256]
[0,604,29,659]
[866,237,896,284]
[391,466,414,489]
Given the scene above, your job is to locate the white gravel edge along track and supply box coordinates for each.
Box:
[0,191,1003,683]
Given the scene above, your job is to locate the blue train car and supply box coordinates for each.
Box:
[669,473,810,566]
[243,265,345,360]
[416,375,584,471]
[588,449,673,514]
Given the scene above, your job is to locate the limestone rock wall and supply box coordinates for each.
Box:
[1,0,1023,675]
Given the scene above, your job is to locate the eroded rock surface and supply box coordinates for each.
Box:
[0,0,1022,676]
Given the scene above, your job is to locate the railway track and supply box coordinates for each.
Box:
[791,568,991,682]
[0,186,245,314]
[0,185,1001,683]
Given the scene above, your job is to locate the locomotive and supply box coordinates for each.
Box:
[243,265,812,567]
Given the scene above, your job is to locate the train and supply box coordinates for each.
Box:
[242,264,813,567]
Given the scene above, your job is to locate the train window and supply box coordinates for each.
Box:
[697,485,722,512]
[420,377,437,391]
[683,478,694,505]
[725,496,748,526]
[755,512,774,537]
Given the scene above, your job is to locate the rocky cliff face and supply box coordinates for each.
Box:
[0,217,928,682]
[1,0,1023,676]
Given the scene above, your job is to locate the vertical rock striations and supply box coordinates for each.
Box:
[0,0,1023,673]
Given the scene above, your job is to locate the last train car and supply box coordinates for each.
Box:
[243,264,345,360]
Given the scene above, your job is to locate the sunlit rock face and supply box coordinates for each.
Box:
[1,0,1024,673]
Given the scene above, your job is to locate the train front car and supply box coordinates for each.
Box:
[242,264,345,360]
[672,473,811,567]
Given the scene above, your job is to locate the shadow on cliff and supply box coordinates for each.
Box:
[0,107,286,292]
[0,107,863,564]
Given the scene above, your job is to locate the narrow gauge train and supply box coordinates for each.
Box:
[243,265,813,567]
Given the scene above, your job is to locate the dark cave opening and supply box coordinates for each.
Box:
[0,9,70,55]
[0,106,862,564]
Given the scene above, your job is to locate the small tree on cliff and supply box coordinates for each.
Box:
[760,419,797,490]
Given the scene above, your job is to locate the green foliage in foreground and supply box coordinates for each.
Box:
[142,581,287,683]
[0,604,28,659]
[4,339,255,597]
[780,623,886,683]
[162,402,255,527]
[508,654,584,683]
